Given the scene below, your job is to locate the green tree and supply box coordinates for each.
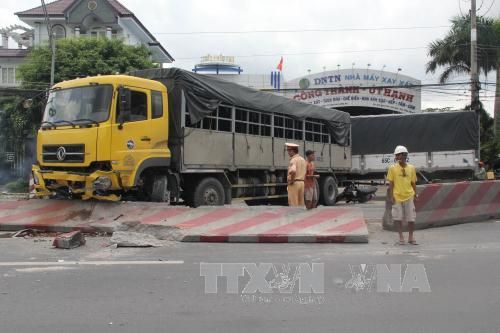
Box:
[426,15,500,166]
[0,93,43,151]
[476,103,499,164]
[18,38,157,89]
[426,14,498,83]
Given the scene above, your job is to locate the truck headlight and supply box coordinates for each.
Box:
[93,177,112,191]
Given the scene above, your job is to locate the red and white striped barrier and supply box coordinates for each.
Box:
[0,200,369,243]
[384,180,500,230]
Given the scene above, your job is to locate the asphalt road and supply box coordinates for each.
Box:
[1,219,500,333]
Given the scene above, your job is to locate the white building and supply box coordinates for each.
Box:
[0,0,174,87]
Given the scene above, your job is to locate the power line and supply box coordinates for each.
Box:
[176,47,428,60]
[480,0,496,15]
[152,25,451,35]
[15,46,430,64]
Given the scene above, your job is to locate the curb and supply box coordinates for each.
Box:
[184,233,369,243]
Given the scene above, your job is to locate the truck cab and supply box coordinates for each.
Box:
[32,75,171,201]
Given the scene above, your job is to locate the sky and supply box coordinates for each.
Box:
[1,0,498,115]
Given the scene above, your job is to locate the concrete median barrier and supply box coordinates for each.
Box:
[383,180,500,230]
[0,200,369,243]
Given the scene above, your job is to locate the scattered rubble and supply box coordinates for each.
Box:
[110,231,164,247]
[12,229,38,238]
[0,232,15,238]
[52,230,86,249]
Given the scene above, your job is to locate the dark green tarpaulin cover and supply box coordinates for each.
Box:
[132,68,351,146]
[351,111,479,155]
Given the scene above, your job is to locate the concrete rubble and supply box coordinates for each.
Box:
[110,231,164,247]
[52,231,86,249]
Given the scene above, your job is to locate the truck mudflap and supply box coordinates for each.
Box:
[31,165,122,201]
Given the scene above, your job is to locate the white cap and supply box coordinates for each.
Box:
[285,143,299,148]
[394,145,409,155]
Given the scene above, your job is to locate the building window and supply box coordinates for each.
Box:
[90,27,107,38]
[51,25,66,40]
[1,67,16,85]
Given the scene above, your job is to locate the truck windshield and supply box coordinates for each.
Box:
[43,85,113,126]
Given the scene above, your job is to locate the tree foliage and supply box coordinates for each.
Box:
[426,15,498,83]
[0,94,43,151]
[18,38,158,89]
[426,15,500,166]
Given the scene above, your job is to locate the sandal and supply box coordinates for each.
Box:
[398,240,405,245]
[408,240,418,245]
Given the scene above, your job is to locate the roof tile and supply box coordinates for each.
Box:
[16,0,133,16]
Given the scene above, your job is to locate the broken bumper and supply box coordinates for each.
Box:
[32,165,122,201]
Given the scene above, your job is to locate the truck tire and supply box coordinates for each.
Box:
[320,176,338,206]
[193,177,225,207]
[150,175,170,203]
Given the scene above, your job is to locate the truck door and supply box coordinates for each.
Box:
[111,87,152,187]
[149,90,169,154]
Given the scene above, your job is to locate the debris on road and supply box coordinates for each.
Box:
[52,231,86,249]
[12,229,37,238]
[0,232,15,238]
[110,231,164,247]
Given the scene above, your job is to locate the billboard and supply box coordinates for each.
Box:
[282,69,421,114]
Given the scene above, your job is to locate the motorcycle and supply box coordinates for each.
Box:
[335,182,377,204]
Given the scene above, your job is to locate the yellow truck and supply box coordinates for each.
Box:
[32,68,351,206]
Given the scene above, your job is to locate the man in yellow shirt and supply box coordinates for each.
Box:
[286,143,307,206]
[387,145,418,245]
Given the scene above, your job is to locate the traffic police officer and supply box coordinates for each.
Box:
[285,143,307,206]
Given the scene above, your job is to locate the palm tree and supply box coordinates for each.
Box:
[426,14,500,153]
[426,15,497,83]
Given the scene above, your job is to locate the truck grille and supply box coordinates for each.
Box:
[42,144,85,163]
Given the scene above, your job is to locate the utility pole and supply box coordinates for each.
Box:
[40,0,55,87]
[50,32,55,87]
[470,0,480,112]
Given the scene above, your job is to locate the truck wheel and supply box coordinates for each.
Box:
[150,175,170,203]
[193,177,225,207]
[320,176,338,206]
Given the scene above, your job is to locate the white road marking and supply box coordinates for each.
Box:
[15,267,76,273]
[0,260,184,266]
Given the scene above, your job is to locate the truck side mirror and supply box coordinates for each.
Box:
[118,87,131,128]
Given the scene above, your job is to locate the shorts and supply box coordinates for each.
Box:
[304,186,317,202]
[392,198,416,222]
